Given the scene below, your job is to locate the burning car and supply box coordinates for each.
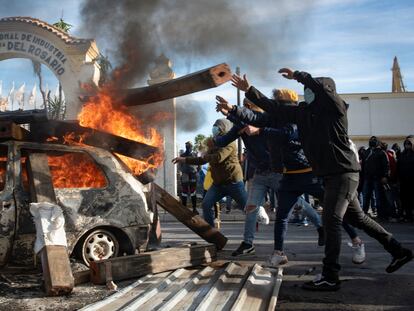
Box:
[0,136,155,267]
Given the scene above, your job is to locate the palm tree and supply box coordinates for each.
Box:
[53,18,72,33]
[94,53,113,86]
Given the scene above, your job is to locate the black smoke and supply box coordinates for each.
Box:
[79,0,310,87]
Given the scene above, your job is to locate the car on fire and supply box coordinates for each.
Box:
[0,139,155,267]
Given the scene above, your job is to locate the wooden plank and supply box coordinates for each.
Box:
[231,264,275,311]
[153,183,228,250]
[0,121,29,141]
[73,270,90,285]
[90,244,217,285]
[27,153,74,296]
[0,109,48,124]
[121,63,232,106]
[27,153,57,203]
[29,120,159,162]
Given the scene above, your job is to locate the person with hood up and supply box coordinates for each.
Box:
[178,141,199,214]
[172,118,247,227]
[361,136,390,220]
[217,88,366,268]
[214,97,279,256]
[216,69,412,291]
[397,136,414,222]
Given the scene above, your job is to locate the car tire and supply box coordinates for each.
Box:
[80,229,119,266]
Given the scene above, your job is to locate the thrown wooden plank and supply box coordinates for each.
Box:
[29,120,159,162]
[121,63,232,106]
[90,244,217,285]
[153,183,227,250]
[27,153,74,296]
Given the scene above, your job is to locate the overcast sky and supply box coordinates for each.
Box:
[1,0,413,147]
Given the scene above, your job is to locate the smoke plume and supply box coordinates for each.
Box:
[176,97,206,132]
[80,0,310,87]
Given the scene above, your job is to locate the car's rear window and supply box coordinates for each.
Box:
[21,149,108,189]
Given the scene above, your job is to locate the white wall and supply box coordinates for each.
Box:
[342,92,414,147]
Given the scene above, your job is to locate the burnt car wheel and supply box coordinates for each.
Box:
[81,229,119,265]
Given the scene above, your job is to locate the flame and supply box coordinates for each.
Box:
[77,89,164,175]
[47,153,107,188]
[20,154,107,189]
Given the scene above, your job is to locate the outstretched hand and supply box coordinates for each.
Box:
[216,95,234,116]
[172,157,185,164]
[278,68,295,80]
[231,74,250,92]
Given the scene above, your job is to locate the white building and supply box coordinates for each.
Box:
[342,92,414,148]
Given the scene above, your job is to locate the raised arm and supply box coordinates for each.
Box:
[203,144,235,164]
[279,68,345,115]
[213,125,240,148]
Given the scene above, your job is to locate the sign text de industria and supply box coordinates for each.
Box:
[0,32,67,76]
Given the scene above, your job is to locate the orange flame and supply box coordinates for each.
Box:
[77,89,164,175]
[20,154,107,189]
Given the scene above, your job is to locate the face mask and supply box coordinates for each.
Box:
[304,88,315,104]
[212,126,220,137]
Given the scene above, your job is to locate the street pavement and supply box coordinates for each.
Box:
[160,215,414,311]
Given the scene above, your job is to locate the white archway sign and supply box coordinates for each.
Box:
[0,17,100,119]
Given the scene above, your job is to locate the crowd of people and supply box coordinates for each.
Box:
[358,135,414,223]
[172,68,413,291]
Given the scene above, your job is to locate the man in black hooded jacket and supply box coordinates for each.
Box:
[216,69,413,291]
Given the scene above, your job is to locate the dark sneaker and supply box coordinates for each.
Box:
[386,248,413,273]
[231,242,255,256]
[317,227,325,246]
[302,274,340,291]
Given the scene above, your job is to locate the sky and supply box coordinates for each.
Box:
[1,0,414,148]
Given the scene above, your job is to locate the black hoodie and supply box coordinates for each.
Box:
[240,71,360,176]
[397,136,414,182]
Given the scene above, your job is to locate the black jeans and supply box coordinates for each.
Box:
[322,172,402,281]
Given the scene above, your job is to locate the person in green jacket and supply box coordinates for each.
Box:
[173,118,247,227]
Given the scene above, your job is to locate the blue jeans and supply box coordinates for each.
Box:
[243,171,282,245]
[362,178,384,216]
[295,196,322,228]
[202,181,247,227]
[274,172,324,251]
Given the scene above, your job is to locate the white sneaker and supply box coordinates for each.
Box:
[267,250,288,267]
[257,206,270,225]
[348,242,366,264]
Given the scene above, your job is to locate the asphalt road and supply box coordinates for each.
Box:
[161,218,414,311]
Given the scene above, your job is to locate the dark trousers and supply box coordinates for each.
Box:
[362,178,388,219]
[400,180,414,221]
[322,172,402,281]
